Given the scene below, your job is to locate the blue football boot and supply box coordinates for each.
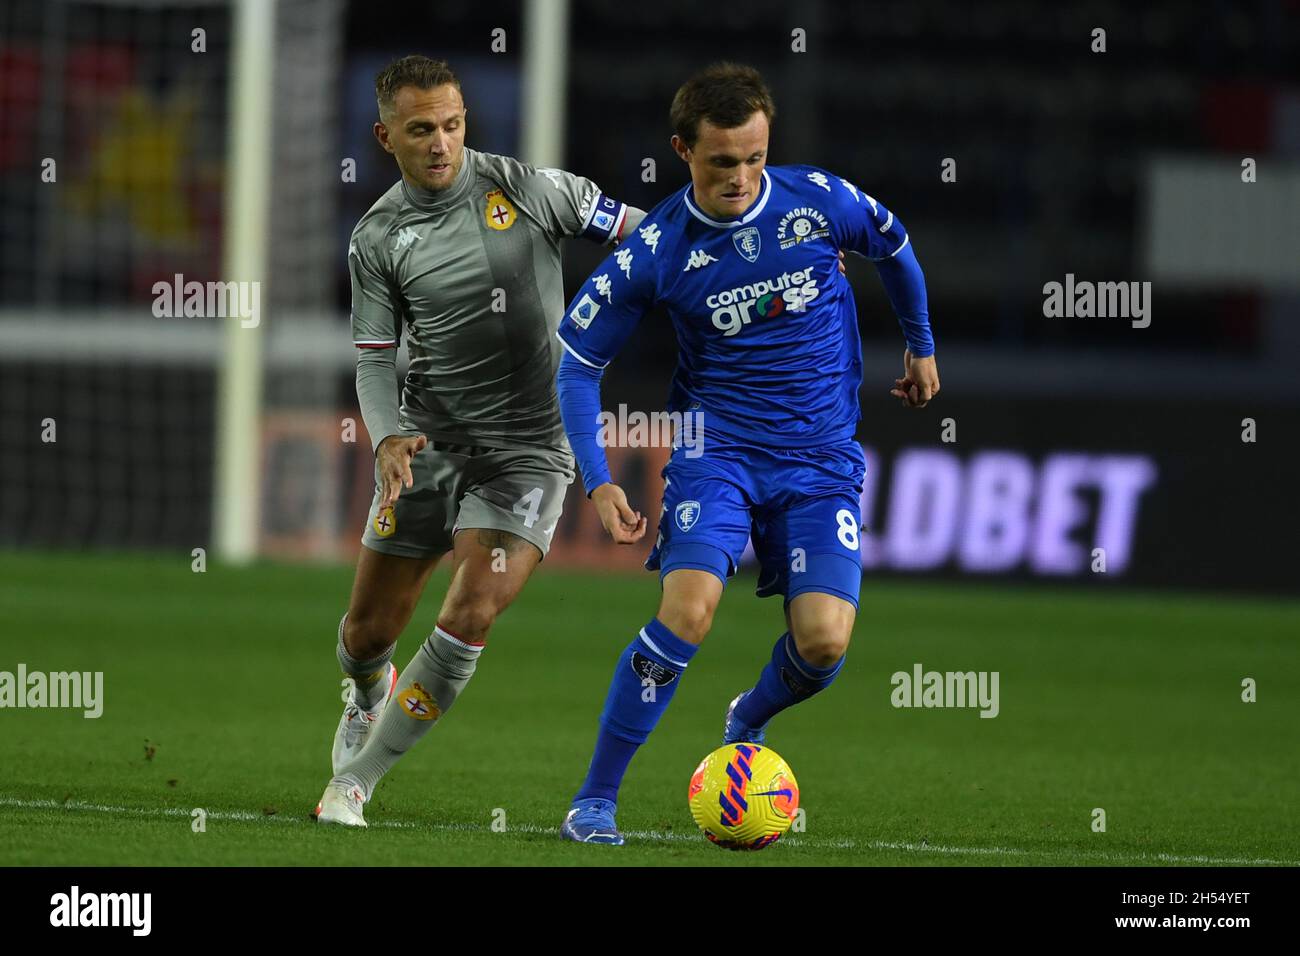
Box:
[723,691,768,745]
[560,797,625,845]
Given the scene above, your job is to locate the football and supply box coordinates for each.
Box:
[688,743,800,850]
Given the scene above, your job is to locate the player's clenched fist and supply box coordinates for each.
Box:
[376,434,428,509]
[890,348,941,408]
[591,482,648,545]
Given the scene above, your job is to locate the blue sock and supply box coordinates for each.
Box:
[574,619,698,804]
[734,632,844,728]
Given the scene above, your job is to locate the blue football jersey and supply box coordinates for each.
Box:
[556,164,931,448]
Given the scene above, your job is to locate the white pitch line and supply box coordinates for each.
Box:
[1,797,1295,866]
[860,838,1300,867]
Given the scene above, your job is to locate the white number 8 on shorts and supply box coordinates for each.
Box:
[835,508,859,550]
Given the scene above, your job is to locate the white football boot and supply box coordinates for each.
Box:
[331,663,397,774]
[314,777,369,828]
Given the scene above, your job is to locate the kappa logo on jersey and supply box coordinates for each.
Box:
[733,226,761,262]
[638,223,661,254]
[777,207,830,250]
[838,178,861,202]
[615,247,633,279]
[397,681,441,721]
[706,267,820,336]
[593,274,613,303]
[569,293,600,329]
[373,506,396,537]
[683,249,718,272]
[392,227,420,252]
[675,499,702,531]
[806,171,831,192]
[537,167,565,190]
[484,189,517,231]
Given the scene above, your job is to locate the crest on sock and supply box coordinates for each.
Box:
[631,653,678,687]
[397,681,441,721]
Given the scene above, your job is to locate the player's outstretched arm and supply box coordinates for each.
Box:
[826,176,938,407]
[355,348,431,501]
[354,347,402,448]
[349,228,426,456]
[554,351,647,544]
[503,157,644,247]
[554,210,658,540]
[617,207,647,242]
[876,240,938,408]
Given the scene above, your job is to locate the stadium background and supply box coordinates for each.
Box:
[2,0,1297,590]
[0,0,1297,867]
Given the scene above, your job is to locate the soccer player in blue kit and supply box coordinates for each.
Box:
[554,63,940,844]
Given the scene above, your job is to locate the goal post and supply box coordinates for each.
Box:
[213,0,276,564]
[520,0,569,168]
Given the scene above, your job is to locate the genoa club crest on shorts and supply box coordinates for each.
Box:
[373,506,396,537]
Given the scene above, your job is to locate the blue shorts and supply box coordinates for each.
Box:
[645,436,867,609]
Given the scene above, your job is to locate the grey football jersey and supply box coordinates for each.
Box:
[348,148,628,449]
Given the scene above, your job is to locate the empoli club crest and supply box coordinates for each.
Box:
[733,226,761,262]
[675,500,702,532]
[484,189,517,230]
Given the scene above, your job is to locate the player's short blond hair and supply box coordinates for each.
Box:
[375,55,461,121]
[670,62,776,148]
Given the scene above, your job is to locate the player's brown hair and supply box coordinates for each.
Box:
[670,62,776,148]
[375,55,461,121]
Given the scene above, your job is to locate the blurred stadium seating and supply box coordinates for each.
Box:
[1,0,1295,591]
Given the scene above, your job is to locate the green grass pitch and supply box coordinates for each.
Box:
[1,551,1296,866]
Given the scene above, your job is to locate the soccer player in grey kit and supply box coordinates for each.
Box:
[316,56,647,826]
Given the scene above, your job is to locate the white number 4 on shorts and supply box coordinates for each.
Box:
[512,487,544,528]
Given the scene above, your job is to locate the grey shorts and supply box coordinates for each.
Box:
[360,439,576,560]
